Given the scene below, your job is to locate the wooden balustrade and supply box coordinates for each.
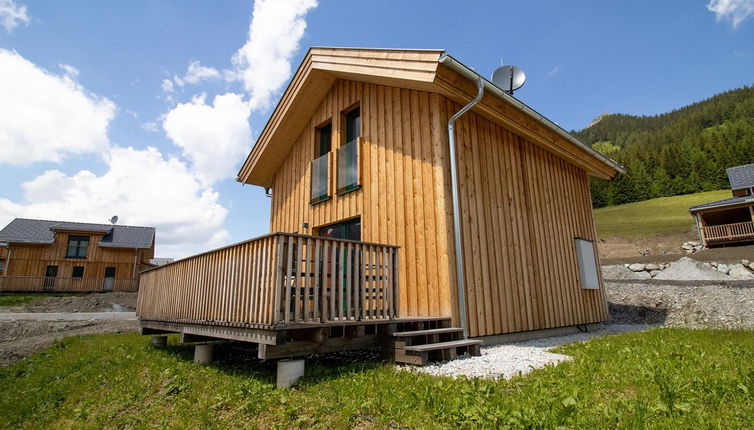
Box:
[0,276,138,293]
[702,221,754,243]
[136,233,400,329]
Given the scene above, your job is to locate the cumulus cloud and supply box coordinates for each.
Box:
[707,0,754,28]
[163,93,252,186]
[0,49,116,166]
[231,0,318,110]
[0,146,231,258]
[0,0,28,32]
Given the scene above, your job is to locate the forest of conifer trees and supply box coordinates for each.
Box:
[573,85,754,208]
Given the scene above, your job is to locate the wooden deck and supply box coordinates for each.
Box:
[137,232,400,330]
[701,221,754,245]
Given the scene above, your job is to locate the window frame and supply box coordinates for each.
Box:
[574,238,600,290]
[310,119,334,205]
[71,266,85,278]
[337,105,362,195]
[66,235,90,259]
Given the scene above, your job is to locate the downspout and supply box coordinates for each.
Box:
[447,76,484,337]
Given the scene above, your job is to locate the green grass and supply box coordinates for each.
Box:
[594,190,731,238]
[0,292,81,307]
[1,328,753,429]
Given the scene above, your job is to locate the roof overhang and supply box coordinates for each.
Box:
[237,47,625,188]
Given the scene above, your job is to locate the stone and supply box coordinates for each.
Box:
[653,257,734,281]
[717,264,730,274]
[650,270,661,277]
[728,264,754,280]
[689,241,701,247]
[602,265,651,280]
[194,344,214,364]
[645,263,661,271]
[749,262,754,271]
[710,262,718,267]
[742,259,750,266]
[624,264,630,268]
[628,263,646,272]
[277,359,305,389]
[681,244,694,250]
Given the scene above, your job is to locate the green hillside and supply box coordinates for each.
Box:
[573,85,754,208]
[593,189,730,239]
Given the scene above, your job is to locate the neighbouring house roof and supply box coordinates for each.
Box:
[236,47,625,188]
[689,195,754,213]
[727,164,754,190]
[0,218,155,249]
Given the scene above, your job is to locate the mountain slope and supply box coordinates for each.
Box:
[573,85,754,207]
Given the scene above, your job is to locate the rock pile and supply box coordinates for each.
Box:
[603,256,754,281]
[681,241,703,254]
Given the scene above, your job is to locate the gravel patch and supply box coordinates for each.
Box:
[0,292,137,313]
[406,324,655,380]
[602,265,650,280]
[653,257,733,281]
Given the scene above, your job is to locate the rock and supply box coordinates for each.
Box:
[602,265,652,281]
[681,244,694,250]
[717,264,730,274]
[749,262,754,271]
[742,259,750,266]
[654,257,734,281]
[624,263,630,268]
[728,264,754,280]
[645,263,661,271]
[628,263,646,272]
[689,241,701,247]
[710,262,718,267]
[649,270,661,277]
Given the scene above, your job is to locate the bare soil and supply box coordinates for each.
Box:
[0,320,138,367]
[599,235,754,265]
[1,292,137,313]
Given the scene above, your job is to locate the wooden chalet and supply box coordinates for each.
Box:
[690,164,754,247]
[137,48,623,365]
[0,218,155,292]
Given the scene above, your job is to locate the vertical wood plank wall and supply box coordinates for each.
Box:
[269,78,608,337]
[270,79,454,321]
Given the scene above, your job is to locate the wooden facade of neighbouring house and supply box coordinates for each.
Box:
[137,48,623,363]
[690,164,754,247]
[0,218,156,292]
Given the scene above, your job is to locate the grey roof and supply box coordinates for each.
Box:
[727,164,754,190]
[0,218,155,249]
[689,196,754,212]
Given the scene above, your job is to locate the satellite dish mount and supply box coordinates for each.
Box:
[491,64,526,96]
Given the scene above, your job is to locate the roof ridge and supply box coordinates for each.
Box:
[13,217,155,230]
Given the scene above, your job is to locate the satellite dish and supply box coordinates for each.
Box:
[109,215,118,225]
[491,65,526,95]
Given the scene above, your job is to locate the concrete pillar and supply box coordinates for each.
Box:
[151,336,167,348]
[194,344,214,364]
[276,359,305,389]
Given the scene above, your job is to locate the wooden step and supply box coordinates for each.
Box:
[391,327,464,337]
[404,339,481,353]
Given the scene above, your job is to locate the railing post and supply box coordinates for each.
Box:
[273,234,284,324]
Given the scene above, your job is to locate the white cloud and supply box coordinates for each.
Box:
[163,93,252,186]
[59,63,79,78]
[548,65,563,77]
[0,146,231,258]
[161,78,175,93]
[182,60,221,85]
[707,0,754,28]
[231,0,318,110]
[0,49,116,166]
[0,0,28,32]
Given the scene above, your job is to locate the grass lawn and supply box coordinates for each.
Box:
[0,293,81,307]
[594,190,731,239]
[1,328,753,429]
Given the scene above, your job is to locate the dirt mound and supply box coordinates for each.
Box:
[653,257,732,281]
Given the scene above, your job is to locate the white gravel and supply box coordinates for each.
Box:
[406,324,656,380]
[654,257,732,281]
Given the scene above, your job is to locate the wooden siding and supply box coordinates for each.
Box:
[270,79,455,321]
[269,78,608,337]
[3,231,153,286]
[450,106,609,336]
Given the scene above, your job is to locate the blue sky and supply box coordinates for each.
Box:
[0,0,752,257]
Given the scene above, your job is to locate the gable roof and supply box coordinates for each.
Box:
[727,164,754,190]
[0,218,155,249]
[237,47,625,188]
[689,195,754,213]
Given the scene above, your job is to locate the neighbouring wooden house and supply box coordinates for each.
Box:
[137,48,623,365]
[0,218,156,292]
[690,164,754,247]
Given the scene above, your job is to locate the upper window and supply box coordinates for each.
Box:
[311,122,332,204]
[338,107,361,194]
[66,235,89,259]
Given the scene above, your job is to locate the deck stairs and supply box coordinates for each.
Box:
[390,319,482,365]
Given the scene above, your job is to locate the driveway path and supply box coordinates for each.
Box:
[0,312,136,321]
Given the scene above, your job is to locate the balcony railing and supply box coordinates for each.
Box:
[702,220,754,243]
[137,233,400,329]
[0,276,138,293]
